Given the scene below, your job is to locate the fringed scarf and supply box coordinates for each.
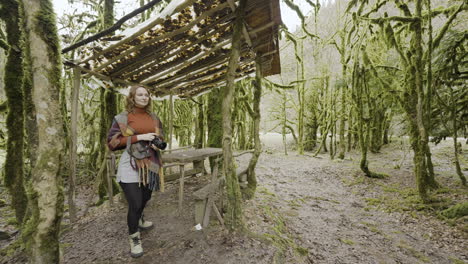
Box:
[109,111,165,191]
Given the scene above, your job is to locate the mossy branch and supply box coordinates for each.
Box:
[360,16,419,23]
[392,0,412,17]
[0,38,9,50]
[0,101,7,112]
[362,0,389,17]
[431,2,465,51]
[264,78,295,89]
[282,0,320,40]
[62,0,163,53]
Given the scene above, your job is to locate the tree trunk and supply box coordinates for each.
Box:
[208,87,223,171]
[243,60,262,200]
[451,88,466,185]
[221,0,247,230]
[1,0,28,224]
[21,0,65,262]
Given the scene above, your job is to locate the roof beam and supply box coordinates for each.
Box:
[141,38,231,84]
[79,0,198,64]
[92,1,231,72]
[64,61,153,91]
[115,23,232,79]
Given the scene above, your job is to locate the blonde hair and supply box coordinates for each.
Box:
[126,85,152,112]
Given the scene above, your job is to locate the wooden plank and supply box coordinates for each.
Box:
[141,38,231,84]
[79,0,198,65]
[164,168,203,182]
[65,62,153,91]
[162,147,223,163]
[95,1,231,72]
[178,164,185,211]
[142,23,273,84]
[117,23,232,79]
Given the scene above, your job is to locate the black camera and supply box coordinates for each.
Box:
[151,136,167,150]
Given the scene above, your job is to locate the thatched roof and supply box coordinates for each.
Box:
[68,0,282,98]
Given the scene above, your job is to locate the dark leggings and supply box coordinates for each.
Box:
[119,182,152,234]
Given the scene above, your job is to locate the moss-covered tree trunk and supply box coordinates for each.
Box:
[21,0,65,262]
[353,65,385,179]
[97,0,119,201]
[450,87,466,185]
[207,87,222,170]
[221,0,247,230]
[243,60,262,200]
[1,0,28,224]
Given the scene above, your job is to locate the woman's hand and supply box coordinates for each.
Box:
[137,133,156,141]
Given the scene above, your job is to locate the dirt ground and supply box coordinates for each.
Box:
[0,136,467,264]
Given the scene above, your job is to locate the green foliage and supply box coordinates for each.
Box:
[441,202,468,219]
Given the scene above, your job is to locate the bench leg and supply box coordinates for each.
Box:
[178,164,185,211]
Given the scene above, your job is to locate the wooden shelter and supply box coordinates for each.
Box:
[64,0,282,225]
[65,0,282,98]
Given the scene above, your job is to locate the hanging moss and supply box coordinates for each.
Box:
[1,0,28,224]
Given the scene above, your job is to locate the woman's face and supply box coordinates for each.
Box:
[134,87,150,108]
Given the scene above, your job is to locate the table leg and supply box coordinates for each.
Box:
[178,164,185,211]
[202,157,220,227]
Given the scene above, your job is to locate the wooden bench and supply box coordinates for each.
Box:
[234,150,254,188]
[193,151,254,227]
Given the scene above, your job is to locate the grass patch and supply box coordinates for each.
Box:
[339,238,355,245]
[440,202,468,219]
[260,204,309,262]
[397,240,429,263]
[258,187,276,198]
[449,256,467,264]
[361,221,383,235]
[342,176,365,187]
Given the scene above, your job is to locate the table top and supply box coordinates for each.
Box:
[162,147,223,163]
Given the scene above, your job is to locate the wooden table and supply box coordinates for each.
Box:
[162,148,223,211]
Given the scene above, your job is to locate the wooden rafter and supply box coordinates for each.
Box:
[80,0,198,64]
[92,1,232,72]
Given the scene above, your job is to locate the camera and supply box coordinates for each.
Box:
[151,136,167,150]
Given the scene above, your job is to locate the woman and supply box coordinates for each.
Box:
[107,85,164,258]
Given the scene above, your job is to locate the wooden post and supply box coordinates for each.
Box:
[169,92,174,150]
[221,0,247,230]
[68,67,80,223]
[178,164,185,211]
[106,154,114,206]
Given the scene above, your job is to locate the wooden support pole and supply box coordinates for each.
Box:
[168,92,174,150]
[178,164,185,211]
[221,0,247,230]
[68,67,80,223]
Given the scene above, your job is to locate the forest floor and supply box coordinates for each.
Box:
[0,136,467,264]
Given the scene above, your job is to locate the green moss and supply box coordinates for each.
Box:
[361,221,382,235]
[448,257,466,264]
[441,202,468,219]
[397,240,429,263]
[6,217,18,226]
[339,238,355,245]
[260,204,309,261]
[258,187,276,197]
[1,0,27,223]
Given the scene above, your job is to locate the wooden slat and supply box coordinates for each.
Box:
[94,1,232,72]
[79,0,198,65]
[65,61,154,91]
[141,38,232,84]
[116,23,232,79]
